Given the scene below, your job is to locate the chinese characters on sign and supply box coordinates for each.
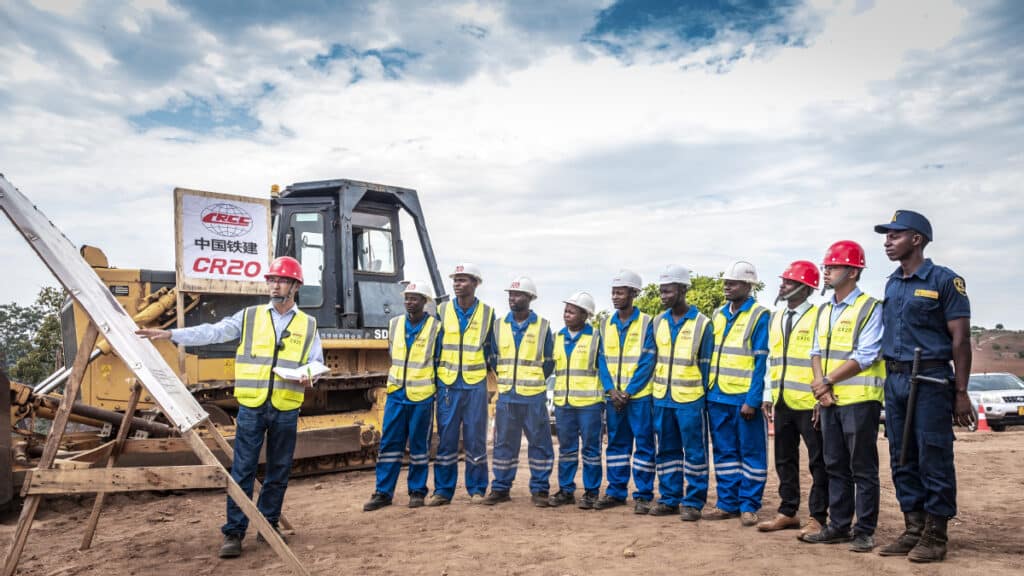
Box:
[175,188,272,294]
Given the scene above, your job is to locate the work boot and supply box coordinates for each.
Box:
[549,490,576,507]
[218,534,242,558]
[680,506,702,522]
[408,493,426,508]
[633,499,653,515]
[740,511,759,527]
[800,525,853,544]
[648,502,679,516]
[532,492,551,508]
[878,511,926,556]
[703,508,740,521]
[578,491,599,510]
[849,533,875,553]
[800,518,824,539]
[593,495,626,510]
[363,492,393,512]
[758,513,800,532]
[907,515,949,563]
[482,490,511,506]
[426,494,451,507]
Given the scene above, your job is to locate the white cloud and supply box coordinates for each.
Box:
[1,0,1021,332]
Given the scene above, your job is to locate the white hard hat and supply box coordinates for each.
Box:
[505,275,538,299]
[563,290,596,316]
[449,262,483,284]
[723,260,759,284]
[402,280,434,301]
[658,264,692,286]
[611,269,643,290]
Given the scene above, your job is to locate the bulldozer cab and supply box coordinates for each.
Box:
[274,178,446,335]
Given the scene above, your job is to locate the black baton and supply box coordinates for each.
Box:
[900,348,952,467]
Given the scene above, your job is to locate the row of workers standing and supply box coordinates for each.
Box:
[366,209,974,565]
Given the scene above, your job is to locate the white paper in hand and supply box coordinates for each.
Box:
[273,361,330,382]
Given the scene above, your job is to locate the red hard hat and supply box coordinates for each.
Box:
[780,260,820,289]
[822,240,866,269]
[265,256,304,283]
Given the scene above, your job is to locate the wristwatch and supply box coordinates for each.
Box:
[822,376,832,387]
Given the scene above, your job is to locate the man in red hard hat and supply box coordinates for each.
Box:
[137,256,322,559]
[758,261,828,536]
[800,241,885,554]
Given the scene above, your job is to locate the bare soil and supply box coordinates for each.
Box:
[3,429,1023,576]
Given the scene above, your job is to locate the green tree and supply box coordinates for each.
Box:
[996,323,1004,330]
[3,287,65,384]
[633,273,765,318]
[590,309,610,330]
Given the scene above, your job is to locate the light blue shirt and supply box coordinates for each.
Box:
[170,303,324,364]
[809,287,883,371]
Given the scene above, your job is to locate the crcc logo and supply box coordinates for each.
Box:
[200,203,253,238]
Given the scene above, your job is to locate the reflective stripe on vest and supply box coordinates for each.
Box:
[711,304,769,395]
[234,305,316,411]
[768,305,818,411]
[436,301,494,385]
[387,314,440,402]
[817,293,886,406]
[652,312,709,403]
[552,331,602,407]
[601,312,652,398]
[495,316,549,396]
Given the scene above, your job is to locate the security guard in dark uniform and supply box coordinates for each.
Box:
[874,210,974,563]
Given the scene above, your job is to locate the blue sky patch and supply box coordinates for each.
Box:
[129,93,261,135]
[309,44,420,80]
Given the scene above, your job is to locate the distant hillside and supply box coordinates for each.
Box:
[971,329,1024,375]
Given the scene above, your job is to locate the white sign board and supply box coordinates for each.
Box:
[175,188,272,294]
[0,175,208,431]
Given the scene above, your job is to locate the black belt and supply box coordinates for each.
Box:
[885,359,951,373]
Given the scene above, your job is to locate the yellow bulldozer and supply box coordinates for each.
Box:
[3,178,453,511]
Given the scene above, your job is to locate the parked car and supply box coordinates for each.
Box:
[969,372,1024,432]
[546,375,557,434]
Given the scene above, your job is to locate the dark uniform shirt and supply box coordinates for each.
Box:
[881,258,970,361]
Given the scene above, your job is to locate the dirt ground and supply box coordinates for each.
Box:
[3,429,1023,576]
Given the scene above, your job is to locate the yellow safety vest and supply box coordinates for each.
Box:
[769,305,818,410]
[652,312,709,403]
[495,315,549,397]
[602,311,653,398]
[711,303,769,395]
[436,300,494,386]
[234,305,316,411]
[553,330,602,407]
[387,314,440,402]
[817,293,886,406]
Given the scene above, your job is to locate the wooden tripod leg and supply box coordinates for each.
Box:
[182,428,309,576]
[79,381,143,550]
[204,420,293,532]
[3,322,99,576]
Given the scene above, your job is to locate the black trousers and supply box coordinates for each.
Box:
[773,400,828,524]
[820,401,881,536]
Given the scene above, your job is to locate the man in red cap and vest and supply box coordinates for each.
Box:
[758,261,828,536]
[800,241,885,554]
[137,256,321,559]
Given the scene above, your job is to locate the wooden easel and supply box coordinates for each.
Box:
[0,175,310,576]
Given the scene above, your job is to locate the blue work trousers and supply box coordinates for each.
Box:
[554,404,604,494]
[821,401,881,536]
[708,401,768,514]
[222,403,299,537]
[654,400,709,509]
[884,368,957,517]
[605,398,655,501]
[491,399,554,494]
[433,385,489,498]
[374,396,434,497]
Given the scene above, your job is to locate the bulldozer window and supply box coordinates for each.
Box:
[290,212,324,307]
[352,212,395,275]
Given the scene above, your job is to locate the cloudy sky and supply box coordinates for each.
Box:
[1,0,1021,329]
